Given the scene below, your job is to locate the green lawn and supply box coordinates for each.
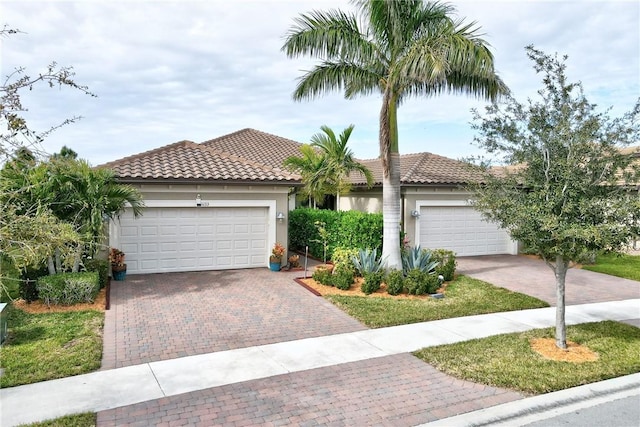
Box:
[0,305,104,388]
[582,252,640,281]
[325,275,549,328]
[414,321,640,395]
[19,413,96,427]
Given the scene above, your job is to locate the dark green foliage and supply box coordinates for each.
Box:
[84,258,109,289]
[36,272,99,306]
[289,208,382,259]
[385,269,405,296]
[431,249,457,281]
[1,255,21,302]
[331,265,355,290]
[312,267,333,286]
[361,271,385,295]
[19,265,48,302]
[404,269,440,295]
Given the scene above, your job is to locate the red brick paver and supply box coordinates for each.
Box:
[102,268,366,369]
[97,354,523,426]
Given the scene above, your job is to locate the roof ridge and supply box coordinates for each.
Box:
[402,152,432,181]
[97,140,196,168]
[201,128,304,148]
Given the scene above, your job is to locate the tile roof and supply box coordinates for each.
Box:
[98,139,300,183]
[351,152,485,186]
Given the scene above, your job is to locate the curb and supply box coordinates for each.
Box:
[417,373,640,427]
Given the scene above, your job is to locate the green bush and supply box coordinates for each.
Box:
[432,249,457,281]
[19,265,49,302]
[404,269,440,295]
[289,208,383,259]
[331,247,359,272]
[312,267,333,286]
[385,269,405,296]
[1,255,21,302]
[36,272,99,306]
[331,265,355,290]
[361,271,385,295]
[84,258,109,289]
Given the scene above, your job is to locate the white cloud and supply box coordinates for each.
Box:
[2,0,638,165]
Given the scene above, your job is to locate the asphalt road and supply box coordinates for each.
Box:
[523,395,640,427]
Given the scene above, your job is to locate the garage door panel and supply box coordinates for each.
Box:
[419,206,512,256]
[117,207,269,274]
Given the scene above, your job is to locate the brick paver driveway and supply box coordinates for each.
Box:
[457,254,640,306]
[102,268,367,369]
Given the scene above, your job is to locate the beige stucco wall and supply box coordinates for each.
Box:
[339,190,383,213]
[114,182,292,262]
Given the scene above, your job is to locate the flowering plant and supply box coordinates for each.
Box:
[270,242,285,261]
[109,248,126,267]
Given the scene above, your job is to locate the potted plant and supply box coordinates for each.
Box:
[109,247,127,281]
[269,242,285,271]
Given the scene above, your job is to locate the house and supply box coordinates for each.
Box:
[101,128,517,275]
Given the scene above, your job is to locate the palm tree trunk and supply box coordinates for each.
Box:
[55,248,62,273]
[336,189,340,211]
[47,255,56,275]
[554,255,569,349]
[380,88,402,269]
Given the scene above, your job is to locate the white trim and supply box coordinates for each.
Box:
[110,200,278,269]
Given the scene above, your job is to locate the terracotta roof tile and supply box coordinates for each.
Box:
[352,152,484,185]
[98,140,300,183]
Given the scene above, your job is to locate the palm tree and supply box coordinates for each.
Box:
[283,144,331,208]
[282,0,507,268]
[310,125,373,211]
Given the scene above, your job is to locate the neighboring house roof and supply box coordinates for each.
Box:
[351,152,484,186]
[98,138,300,183]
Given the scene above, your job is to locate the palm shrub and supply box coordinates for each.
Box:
[361,271,385,295]
[431,249,457,281]
[385,269,405,296]
[352,248,384,277]
[402,246,439,276]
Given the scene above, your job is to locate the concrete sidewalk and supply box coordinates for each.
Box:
[2,299,638,427]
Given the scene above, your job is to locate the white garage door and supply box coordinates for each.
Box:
[116,207,269,274]
[419,206,513,256]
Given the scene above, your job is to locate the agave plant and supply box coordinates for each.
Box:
[402,246,439,275]
[351,248,384,276]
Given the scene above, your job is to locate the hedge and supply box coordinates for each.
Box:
[289,208,383,260]
[36,272,100,306]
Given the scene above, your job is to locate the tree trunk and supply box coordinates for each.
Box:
[379,87,402,269]
[554,255,569,349]
[336,189,340,211]
[55,248,62,273]
[47,255,56,275]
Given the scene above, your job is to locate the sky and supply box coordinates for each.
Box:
[2,0,639,166]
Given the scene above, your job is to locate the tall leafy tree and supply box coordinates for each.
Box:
[310,125,373,210]
[282,0,506,268]
[470,46,640,349]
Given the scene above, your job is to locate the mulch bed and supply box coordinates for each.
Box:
[295,276,445,300]
[12,288,107,314]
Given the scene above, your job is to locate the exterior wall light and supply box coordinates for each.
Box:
[410,210,421,218]
[276,212,286,222]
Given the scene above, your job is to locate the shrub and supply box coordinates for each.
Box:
[385,269,405,296]
[404,269,441,295]
[331,265,355,290]
[352,248,384,276]
[431,249,457,281]
[19,265,49,302]
[36,272,99,306]
[84,258,109,289]
[402,246,438,275]
[312,267,333,286]
[331,247,359,272]
[361,271,385,295]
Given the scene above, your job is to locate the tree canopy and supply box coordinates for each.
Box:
[470,45,640,348]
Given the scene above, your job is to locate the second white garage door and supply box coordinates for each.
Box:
[116,207,269,274]
[418,206,514,256]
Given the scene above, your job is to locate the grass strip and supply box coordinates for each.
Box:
[582,252,640,281]
[414,321,640,395]
[18,413,96,427]
[325,275,549,328]
[0,305,104,387]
